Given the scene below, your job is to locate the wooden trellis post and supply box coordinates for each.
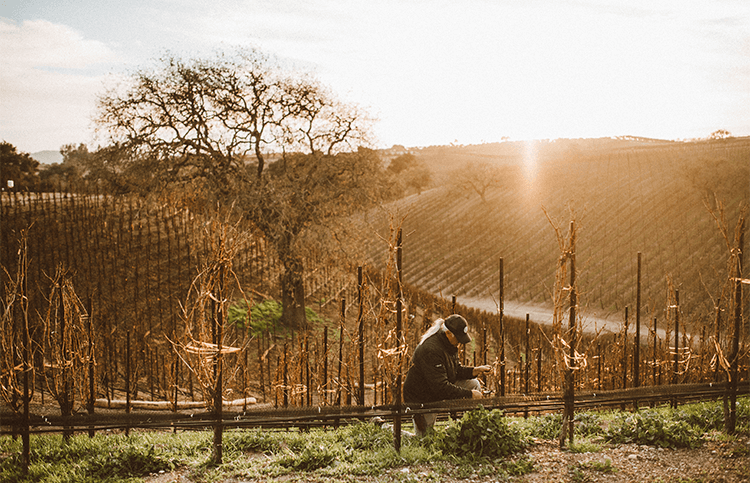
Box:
[125,329,131,436]
[727,218,745,433]
[652,317,658,386]
[336,298,345,407]
[322,326,328,405]
[209,262,228,465]
[673,290,680,385]
[524,314,530,395]
[498,258,506,396]
[634,252,642,389]
[393,228,403,452]
[18,235,31,475]
[357,266,365,406]
[623,306,629,389]
[671,289,680,409]
[87,296,95,438]
[562,220,577,446]
[537,330,543,392]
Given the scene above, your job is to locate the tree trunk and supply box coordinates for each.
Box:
[280,253,307,329]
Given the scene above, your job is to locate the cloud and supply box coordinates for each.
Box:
[0,19,116,152]
[0,18,114,69]
[1,1,748,151]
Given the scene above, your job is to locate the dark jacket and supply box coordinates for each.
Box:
[403,330,475,403]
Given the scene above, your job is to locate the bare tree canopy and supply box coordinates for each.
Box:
[94,48,383,327]
[454,161,515,202]
[96,49,373,192]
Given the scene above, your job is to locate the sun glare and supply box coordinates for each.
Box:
[522,140,538,183]
[519,140,542,207]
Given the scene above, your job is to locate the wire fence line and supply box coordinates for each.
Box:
[2,381,746,436]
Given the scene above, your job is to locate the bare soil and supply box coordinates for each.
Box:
[506,438,749,483]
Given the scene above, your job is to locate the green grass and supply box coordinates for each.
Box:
[1,397,747,482]
[0,431,193,483]
[568,440,603,453]
[590,458,617,473]
[570,457,618,482]
[511,395,750,450]
[0,417,527,482]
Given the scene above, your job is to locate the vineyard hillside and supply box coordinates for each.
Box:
[1,136,747,416]
[363,137,750,336]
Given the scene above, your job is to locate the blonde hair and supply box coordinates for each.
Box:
[418,318,446,346]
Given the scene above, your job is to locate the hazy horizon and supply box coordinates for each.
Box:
[3,1,749,153]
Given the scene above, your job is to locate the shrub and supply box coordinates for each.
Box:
[228,299,326,336]
[604,409,702,448]
[737,396,750,432]
[676,396,750,431]
[574,411,604,438]
[432,406,527,460]
[513,411,602,442]
[517,412,563,440]
[676,400,725,430]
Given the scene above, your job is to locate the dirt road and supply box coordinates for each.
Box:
[459,296,669,338]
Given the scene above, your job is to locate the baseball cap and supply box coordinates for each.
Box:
[444,314,471,344]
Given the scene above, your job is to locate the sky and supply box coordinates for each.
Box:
[1,0,749,154]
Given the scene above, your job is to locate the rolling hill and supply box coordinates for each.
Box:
[30,150,63,165]
[362,137,750,336]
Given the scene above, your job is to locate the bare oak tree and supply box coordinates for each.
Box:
[455,161,504,202]
[95,49,382,327]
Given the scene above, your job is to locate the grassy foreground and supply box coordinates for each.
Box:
[1,397,747,483]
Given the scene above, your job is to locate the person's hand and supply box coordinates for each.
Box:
[473,365,491,377]
[471,389,483,399]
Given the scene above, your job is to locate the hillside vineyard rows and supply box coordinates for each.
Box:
[364,140,749,330]
[0,138,747,417]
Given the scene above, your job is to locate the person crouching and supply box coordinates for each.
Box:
[403,314,491,436]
